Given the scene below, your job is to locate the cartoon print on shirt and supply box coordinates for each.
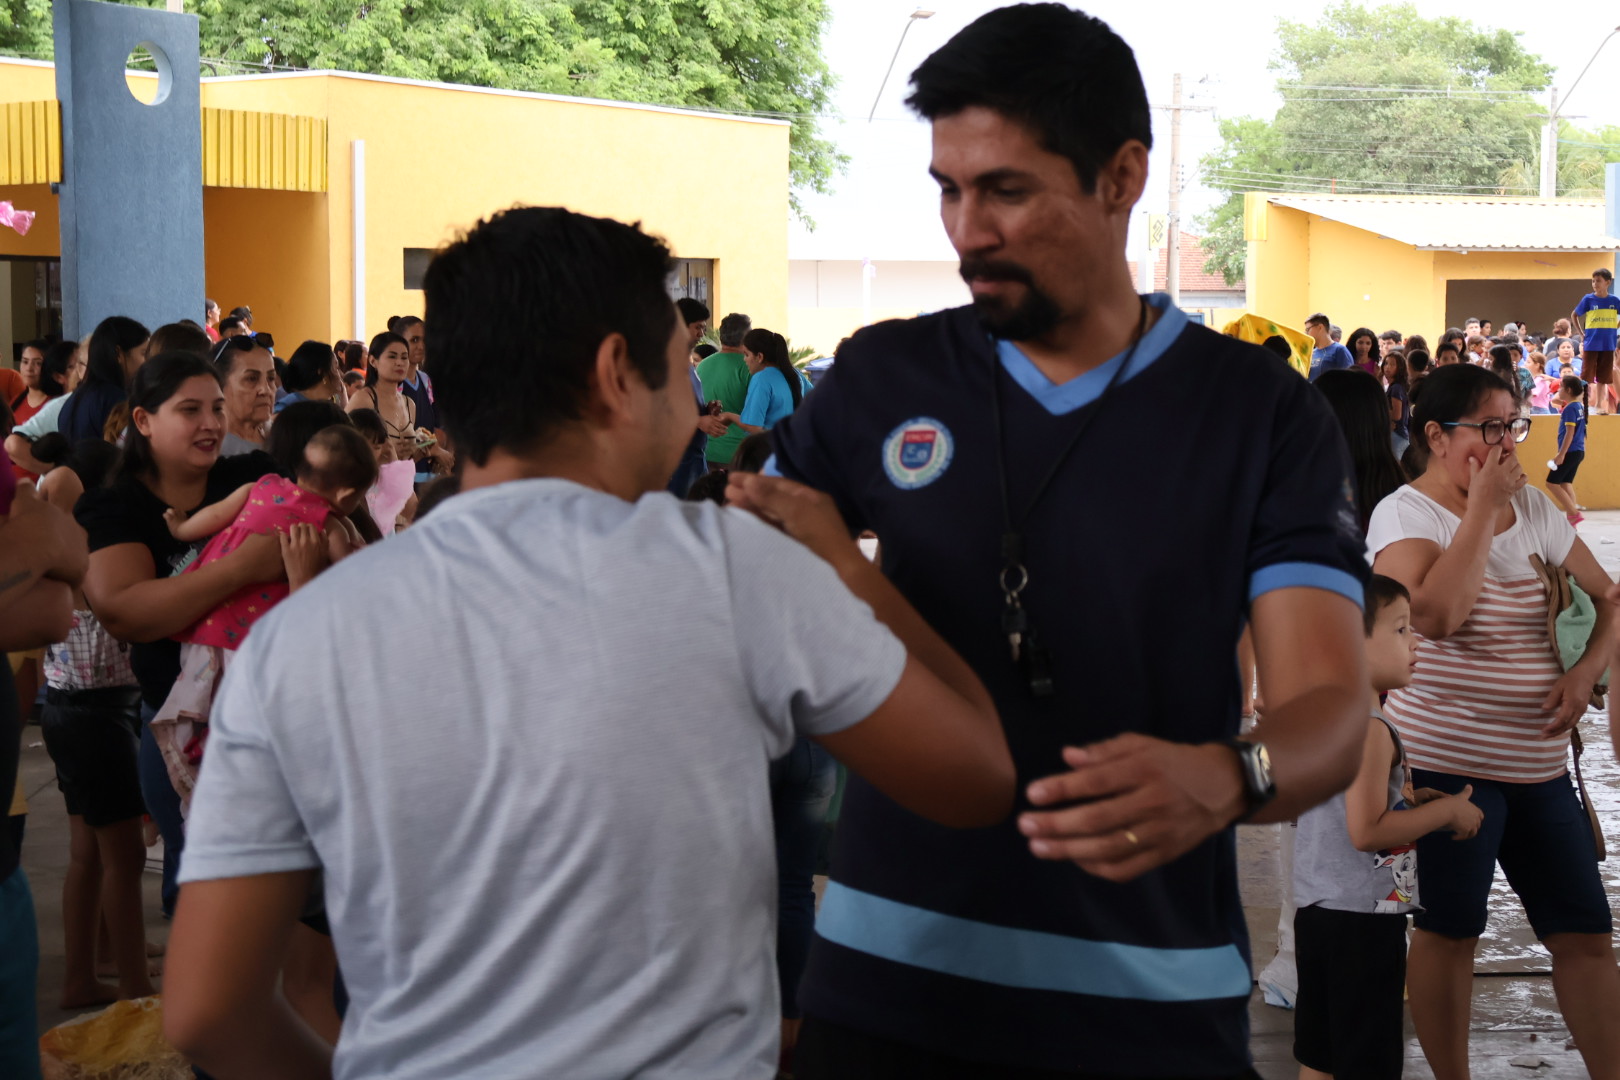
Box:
[1373,844,1417,905]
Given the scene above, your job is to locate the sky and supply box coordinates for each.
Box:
[788,0,1620,262]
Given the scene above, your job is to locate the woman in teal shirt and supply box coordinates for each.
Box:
[721,328,812,433]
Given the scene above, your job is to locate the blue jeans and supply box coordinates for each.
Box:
[0,868,41,1080]
[666,446,709,498]
[138,702,184,918]
[770,737,838,1019]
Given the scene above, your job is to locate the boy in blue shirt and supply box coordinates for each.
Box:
[1572,268,1618,414]
[1306,313,1354,382]
[1547,375,1589,524]
[1293,576,1482,1080]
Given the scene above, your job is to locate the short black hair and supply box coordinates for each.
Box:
[229,305,252,321]
[730,432,775,474]
[1305,313,1329,329]
[1562,374,1586,397]
[717,313,752,348]
[1363,574,1410,636]
[1594,268,1613,281]
[267,400,350,478]
[905,3,1152,194]
[347,407,389,445]
[693,342,717,361]
[414,475,462,521]
[1259,335,1292,360]
[675,297,710,326]
[1379,329,1402,342]
[423,206,676,467]
[219,316,244,333]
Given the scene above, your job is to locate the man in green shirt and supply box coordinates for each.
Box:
[698,312,753,468]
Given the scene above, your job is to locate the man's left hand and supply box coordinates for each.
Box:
[1019,734,1246,883]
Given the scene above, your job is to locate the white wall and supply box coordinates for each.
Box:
[788,259,969,313]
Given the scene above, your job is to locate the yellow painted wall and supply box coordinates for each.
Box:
[1305,217,1436,335]
[203,187,330,343]
[1244,197,1312,328]
[1522,414,1620,510]
[0,184,58,259]
[0,66,792,348]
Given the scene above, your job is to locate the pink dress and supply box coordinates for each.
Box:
[181,474,331,649]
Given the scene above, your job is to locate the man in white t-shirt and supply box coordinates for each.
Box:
[161,207,1015,1080]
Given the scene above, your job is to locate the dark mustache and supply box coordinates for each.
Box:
[959,258,1034,286]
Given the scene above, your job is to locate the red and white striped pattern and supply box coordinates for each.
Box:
[1384,574,1570,783]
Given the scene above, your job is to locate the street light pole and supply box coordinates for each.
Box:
[863,8,934,328]
[869,9,935,123]
[1541,27,1620,199]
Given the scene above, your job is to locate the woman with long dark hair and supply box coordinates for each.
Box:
[349,332,419,462]
[720,328,811,434]
[1487,345,1525,409]
[1345,327,1380,377]
[60,317,149,444]
[74,352,286,917]
[274,340,345,413]
[1381,349,1411,459]
[1314,369,1407,533]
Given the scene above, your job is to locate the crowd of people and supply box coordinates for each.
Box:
[0,5,1616,1080]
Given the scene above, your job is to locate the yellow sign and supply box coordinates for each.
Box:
[1147,214,1168,251]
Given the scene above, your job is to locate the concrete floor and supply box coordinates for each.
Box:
[16,511,1620,1072]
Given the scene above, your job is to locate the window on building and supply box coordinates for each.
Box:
[403,248,434,290]
[667,258,713,308]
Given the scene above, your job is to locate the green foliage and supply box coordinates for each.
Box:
[0,0,844,221]
[1195,2,1556,286]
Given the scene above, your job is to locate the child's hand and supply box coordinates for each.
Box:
[280,523,329,592]
[1444,785,1482,840]
[1410,786,1447,805]
[163,507,189,536]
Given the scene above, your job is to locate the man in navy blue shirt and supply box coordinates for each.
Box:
[1306,313,1355,382]
[746,6,1370,1077]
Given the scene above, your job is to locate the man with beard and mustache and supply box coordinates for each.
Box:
[736,5,1372,1076]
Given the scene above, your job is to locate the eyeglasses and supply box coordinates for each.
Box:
[1440,417,1532,445]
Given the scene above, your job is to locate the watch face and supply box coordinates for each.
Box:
[1254,743,1273,783]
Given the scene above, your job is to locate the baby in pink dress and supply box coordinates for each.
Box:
[151,425,378,810]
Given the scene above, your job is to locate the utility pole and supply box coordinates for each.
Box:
[1540,86,1560,200]
[1168,73,1183,305]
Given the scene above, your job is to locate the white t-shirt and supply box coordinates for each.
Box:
[1367,484,1576,781]
[12,392,67,440]
[181,478,908,1080]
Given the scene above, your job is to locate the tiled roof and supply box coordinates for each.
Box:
[1266,194,1620,252]
[1127,231,1242,293]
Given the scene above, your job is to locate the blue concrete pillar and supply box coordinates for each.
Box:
[53,0,204,339]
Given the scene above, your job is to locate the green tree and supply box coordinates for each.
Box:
[1195,3,1552,285]
[0,0,843,221]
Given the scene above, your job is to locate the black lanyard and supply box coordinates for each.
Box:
[990,298,1149,698]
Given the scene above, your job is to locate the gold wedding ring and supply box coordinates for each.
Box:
[1123,829,1141,847]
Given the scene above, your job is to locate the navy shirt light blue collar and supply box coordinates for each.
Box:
[994,293,1189,416]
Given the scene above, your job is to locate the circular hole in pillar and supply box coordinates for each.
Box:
[125,41,173,106]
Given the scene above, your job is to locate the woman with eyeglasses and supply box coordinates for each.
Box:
[1367,364,1619,1080]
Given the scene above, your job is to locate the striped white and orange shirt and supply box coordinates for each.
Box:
[1368,485,1577,783]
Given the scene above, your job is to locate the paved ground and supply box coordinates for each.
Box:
[16,513,1620,1072]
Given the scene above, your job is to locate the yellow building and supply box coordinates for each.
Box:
[1244,192,1619,338]
[0,57,789,351]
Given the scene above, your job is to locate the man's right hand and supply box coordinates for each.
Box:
[9,481,88,585]
[697,416,729,438]
[726,472,861,574]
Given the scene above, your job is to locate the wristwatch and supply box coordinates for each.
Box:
[1219,738,1276,823]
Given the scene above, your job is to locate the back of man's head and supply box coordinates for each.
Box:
[905,3,1151,194]
[423,206,676,467]
[717,313,752,348]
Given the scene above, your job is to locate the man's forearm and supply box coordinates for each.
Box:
[180,998,333,1080]
[1243,682,1367,824]
[835,555,996,719]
